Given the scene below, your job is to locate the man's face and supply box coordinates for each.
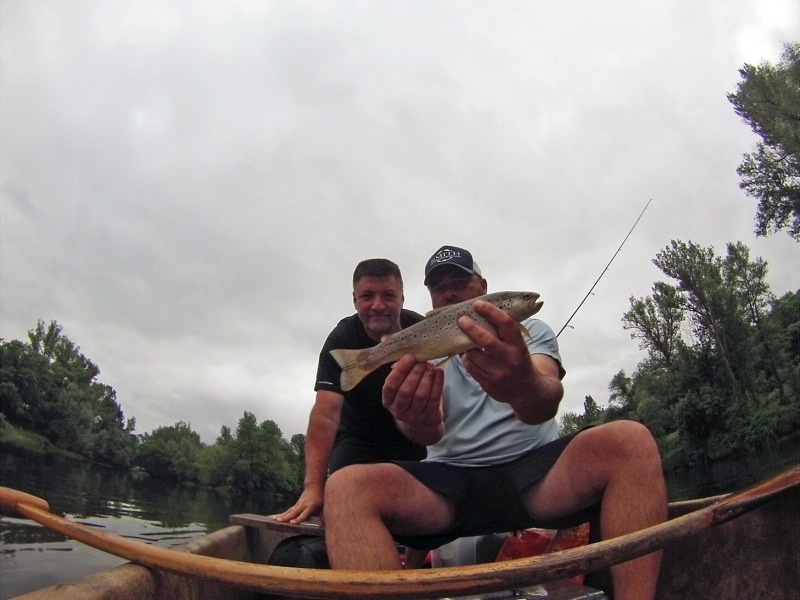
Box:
[426,266,487,308]
[353,275,404,341]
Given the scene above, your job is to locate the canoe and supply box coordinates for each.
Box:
[4,464,799,600]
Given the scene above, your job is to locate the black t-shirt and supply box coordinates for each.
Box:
[315,309,426,470]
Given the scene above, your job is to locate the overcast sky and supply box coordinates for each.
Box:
[1,1,798,445]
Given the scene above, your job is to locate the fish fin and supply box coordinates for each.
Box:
[518,301,544,341]
[436,355,454,367]
[330,349,371,392]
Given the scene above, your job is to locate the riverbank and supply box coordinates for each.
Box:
[0,418,85,460]
[663,430,799,500]
[0,414,800,501]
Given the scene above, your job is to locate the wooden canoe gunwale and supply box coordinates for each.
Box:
[5,463,799,599]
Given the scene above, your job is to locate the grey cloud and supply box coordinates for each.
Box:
[2,0,798,443]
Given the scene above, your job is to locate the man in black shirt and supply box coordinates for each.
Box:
[275,258,425,525]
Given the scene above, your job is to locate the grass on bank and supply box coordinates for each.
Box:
[0,415,84,460]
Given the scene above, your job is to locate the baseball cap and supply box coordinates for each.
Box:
[423,245,482,285]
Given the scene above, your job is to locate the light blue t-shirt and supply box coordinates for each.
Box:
[424,317,564,467]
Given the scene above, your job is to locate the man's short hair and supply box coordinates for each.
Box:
[353,258,404,291]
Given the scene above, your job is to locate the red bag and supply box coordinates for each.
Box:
[495,523,590,585]
[495,528,555,561]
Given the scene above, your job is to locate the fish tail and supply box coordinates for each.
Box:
[330,349,372,392]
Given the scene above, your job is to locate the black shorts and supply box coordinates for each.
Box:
[328,433,426,474]
[391,430,595,550]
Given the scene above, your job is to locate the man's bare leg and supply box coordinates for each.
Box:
[595,422,666,599]
[525,421,667,600]
[323,462,454,569]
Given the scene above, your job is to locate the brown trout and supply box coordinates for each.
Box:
[330,291,543,391]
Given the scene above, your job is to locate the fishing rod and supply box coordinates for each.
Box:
[556,198,652,338]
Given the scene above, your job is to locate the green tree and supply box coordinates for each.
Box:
[0,339,50,428]
[90,385,138,466]
[757,291,800,413]
[615,242,798,466]
[608,370,632,409]
[288,433,306,487]
[196,419,304,495]
[653,241,759,400]
[226,412,295,497]
[2,320,308,484]
[1,320,137,466]
[622,282,685,367]
[217,425,233,444]
[724,243,787,404]
[558,395,603,435]
[558,411,584,436]
[582,395,602,423]
[606,370,636,420]
[135,421,203,481]
[28,320,100,385]
[634,391,671,440]
[728,42,800,241]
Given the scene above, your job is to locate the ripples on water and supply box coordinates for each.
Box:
[1,513,207,597]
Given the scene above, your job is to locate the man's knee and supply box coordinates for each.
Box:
[326,464,369,501]
[325,463,399,510]
[583,420,662,467]
[604,419,656,446]
[619,421,660,459]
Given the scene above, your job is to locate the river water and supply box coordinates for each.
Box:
[1,438,797,598]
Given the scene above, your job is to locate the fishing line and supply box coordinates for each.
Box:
[556,199,652,338]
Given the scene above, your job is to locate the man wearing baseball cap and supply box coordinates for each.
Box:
[423,245,482,284]
[323,245,667,600]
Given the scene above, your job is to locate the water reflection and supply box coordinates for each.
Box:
[1,519,65,545]
[664,435,799,501]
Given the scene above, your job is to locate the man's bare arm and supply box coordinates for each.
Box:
[273,390,343,523]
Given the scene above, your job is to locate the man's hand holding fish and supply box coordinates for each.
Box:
[383,298,559,440]
[382,356,445,446]
[458,300,563,425]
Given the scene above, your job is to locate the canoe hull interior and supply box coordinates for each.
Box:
[656,484,798,600]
